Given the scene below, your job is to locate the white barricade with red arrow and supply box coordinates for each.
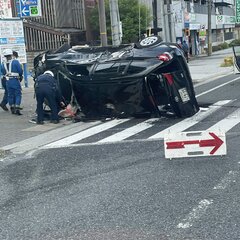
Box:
[164,131,226,159]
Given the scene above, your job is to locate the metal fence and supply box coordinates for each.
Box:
[11,0,86,52]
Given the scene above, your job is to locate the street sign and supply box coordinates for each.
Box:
[164,131,226,159]
[19,0,42,17]
[0,18,27,64]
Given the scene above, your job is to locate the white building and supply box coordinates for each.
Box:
[172,0,236,55]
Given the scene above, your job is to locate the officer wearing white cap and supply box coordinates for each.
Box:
[34,70,64,124]
[0,48,23,115]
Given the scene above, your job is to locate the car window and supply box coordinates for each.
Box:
[94,61,129,74]
[127,62,147,74]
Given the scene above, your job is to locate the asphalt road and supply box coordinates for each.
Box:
[1,73,240,240]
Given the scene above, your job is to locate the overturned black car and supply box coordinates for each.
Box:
[33,36,199,119]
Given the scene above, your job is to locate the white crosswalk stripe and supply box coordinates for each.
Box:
[207,108,240,132]
[98,118,160,143]
[45,118,130,148]
[148,100,232,140]
[41,99,239,149]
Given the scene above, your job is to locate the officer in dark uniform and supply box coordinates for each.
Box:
[34,70,64,124]
[0,49,23,115]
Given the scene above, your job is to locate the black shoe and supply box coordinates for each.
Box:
[0,103,8,111]
[15,109,22,115]
[36,121,44,125]
[10,107,15,114]
[50,120,59,124]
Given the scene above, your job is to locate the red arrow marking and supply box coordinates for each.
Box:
[166,132,224,155]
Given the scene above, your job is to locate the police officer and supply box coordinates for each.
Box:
[34,70,63,124]
[0,49,23,115]
[0,71,9,111]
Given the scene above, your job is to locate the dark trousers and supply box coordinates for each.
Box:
[6,78,22,106]
[1,77,8,106]
[35,86,59,122]
[184,51,189,63]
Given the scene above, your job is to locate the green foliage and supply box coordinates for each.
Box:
[89,0,152,44]
[229,39,240,47]
[212,45,222,52]
[212,42,229,52]
[218,42,229,49]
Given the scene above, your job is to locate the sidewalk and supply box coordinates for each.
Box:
[0,48,236,152]
[188,47,234,84]
[0,78,72,150]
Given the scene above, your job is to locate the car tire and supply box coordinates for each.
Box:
[135,36,162,49]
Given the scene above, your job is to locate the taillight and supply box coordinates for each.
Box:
[163,73,174,85]
[157,52,173,62]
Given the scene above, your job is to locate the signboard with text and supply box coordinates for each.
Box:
[216,15,236,25]
[236,0,240,24]
[0,0,12,18]
[19,0,42,17]
[0,19,27,63]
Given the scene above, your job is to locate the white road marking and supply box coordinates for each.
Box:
[45,119,130,148]
[98,118,159,143]
[2,121,101,154]
[177,199,213,229]
[40,138,159,149]
[213,171,238,190]
[196,76,240,98]
[149,100,232,140]
[207,108,240,133]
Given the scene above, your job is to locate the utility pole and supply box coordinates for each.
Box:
[163,0,174,42]
[207,0,212,56]
[98,0,108,46]
[161,0,167,41]
[109,0,122,46]
[84,0,93,43]
[166,0,173,42]
[152,0,158,35]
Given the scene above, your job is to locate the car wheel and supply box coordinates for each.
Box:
[136,36,162,48]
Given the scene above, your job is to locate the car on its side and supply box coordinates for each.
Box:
[33,36,199,120]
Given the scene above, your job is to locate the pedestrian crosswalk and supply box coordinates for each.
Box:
[43,99,240,149]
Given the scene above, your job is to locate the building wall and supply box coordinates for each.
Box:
[10,0,86,51]
[173,0,236,55]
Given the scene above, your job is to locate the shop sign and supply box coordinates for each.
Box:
[216,15,224,24]
[225,16,236,24]
[189,13,196,22]
[217,15,236,25]
[236,0,240,23]
[189,23,200,30]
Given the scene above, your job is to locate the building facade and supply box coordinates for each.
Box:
[10,0,87,52]
[7,0,238,54]
[172,0,236,55]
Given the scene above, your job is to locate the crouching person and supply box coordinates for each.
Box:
[34,70,62,124]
